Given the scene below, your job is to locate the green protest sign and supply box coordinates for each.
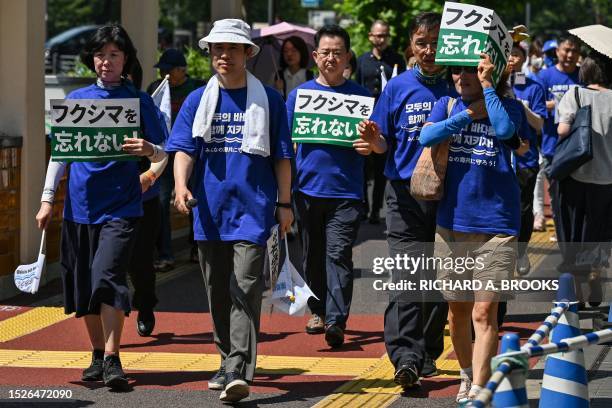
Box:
[291,89,375,148]
[435,1,512,86]
[50,98,141,162]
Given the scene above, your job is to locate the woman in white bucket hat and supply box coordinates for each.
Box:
[166,18,294,403]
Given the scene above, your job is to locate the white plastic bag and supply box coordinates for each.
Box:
[270,238,317,316]
[14,230,46,294]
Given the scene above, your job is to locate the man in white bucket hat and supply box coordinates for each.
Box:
[165,18,294,403]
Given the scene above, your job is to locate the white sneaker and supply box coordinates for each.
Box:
[456,371,473,403]
[219,376,249,403]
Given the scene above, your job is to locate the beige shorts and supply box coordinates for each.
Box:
[434,226,517,302]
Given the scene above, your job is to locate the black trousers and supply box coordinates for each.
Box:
[552,176,612,274]
[384,180,448,372]
[296,192,361,329]
[517,167,539,258]
[363,152,387,216]
[129,197,161,311]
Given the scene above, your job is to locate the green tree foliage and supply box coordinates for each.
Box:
[333,0,442,57]
[158,0,211,33]
[47,0,120,38]
[184,46,213,80]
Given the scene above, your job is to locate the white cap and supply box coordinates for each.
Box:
[199,19,260,57]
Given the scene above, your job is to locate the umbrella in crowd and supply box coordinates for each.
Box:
[248,22,317,87]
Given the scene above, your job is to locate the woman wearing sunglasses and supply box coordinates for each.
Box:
[420,54,523,403]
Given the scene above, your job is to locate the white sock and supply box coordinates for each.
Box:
[469,384,483,397]
[460,367,473,379]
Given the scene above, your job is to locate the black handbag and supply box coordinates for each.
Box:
[548,86,593,180]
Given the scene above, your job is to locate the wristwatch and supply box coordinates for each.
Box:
[275,201,292,208]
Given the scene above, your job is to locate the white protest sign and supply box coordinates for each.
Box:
[291,89,375,147]
[50,98,141,161]
[435,1,512,86]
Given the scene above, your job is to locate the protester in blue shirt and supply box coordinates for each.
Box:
[166,19,293,403]
[366,12,454,388]
[420,54,522,403]
[286,25,385,348]
[536,34,581,241]
[537,35,581,162]
[507,42,547,275]
[35,25,166,391]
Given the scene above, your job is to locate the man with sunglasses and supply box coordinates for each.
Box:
[356,20,406,225]
[286,25,385,348]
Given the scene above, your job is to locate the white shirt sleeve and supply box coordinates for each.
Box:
[41,160,67,203]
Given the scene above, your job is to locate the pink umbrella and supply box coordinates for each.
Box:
[251,22,316,47]
[248,22,317,87]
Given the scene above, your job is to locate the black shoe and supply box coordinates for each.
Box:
[81,349,104,381]
[588,271,602,308]
[394,362,419,389]
[103,355,129,390]
[368,211,380,224]
[136,309,155,337]
[516,254,531,276]
[190,246,199,263]
[325,324,344,348]
[208,366,226,391]
[421,356,438,378]
[219,371,249,402]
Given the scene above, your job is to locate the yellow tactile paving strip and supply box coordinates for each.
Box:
[313,331,460,408]
[0,349,380,377]
[0,307,72,343]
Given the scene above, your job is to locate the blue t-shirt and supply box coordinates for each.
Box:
[427,96,523,236]
[64,84,166,224]
[165,85,293,246]
[370,69,454,180]
[536,66,579,158]
[286,79,371,200]
[513,77,547,169]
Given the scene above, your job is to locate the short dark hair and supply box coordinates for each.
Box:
[512,42,527,59]
[370,20,389,31]
[558,33,582,49]
[579,51,612,87]
[81,25,138,77]
[315,24,350,51]
[409,12,442,40]
[129,57,143,90]
[280,36,310,69]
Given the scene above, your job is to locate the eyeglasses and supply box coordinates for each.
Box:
[316,49,345,59]
[451,66,478,75]
[413,41,438,50]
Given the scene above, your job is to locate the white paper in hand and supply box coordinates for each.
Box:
[14,230,46,294]
[270,239,317,316]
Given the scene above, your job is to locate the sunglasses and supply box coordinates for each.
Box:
[451,66,478,75]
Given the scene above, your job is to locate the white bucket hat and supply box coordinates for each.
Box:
[199,19,260,57]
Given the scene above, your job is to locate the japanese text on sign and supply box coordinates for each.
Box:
[435,2,512,86]
[291,90,375,148]
[50,99,141,162]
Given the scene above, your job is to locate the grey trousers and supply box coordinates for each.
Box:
[197,241,265,381]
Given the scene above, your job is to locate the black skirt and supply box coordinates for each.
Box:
[60,218,139,317]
